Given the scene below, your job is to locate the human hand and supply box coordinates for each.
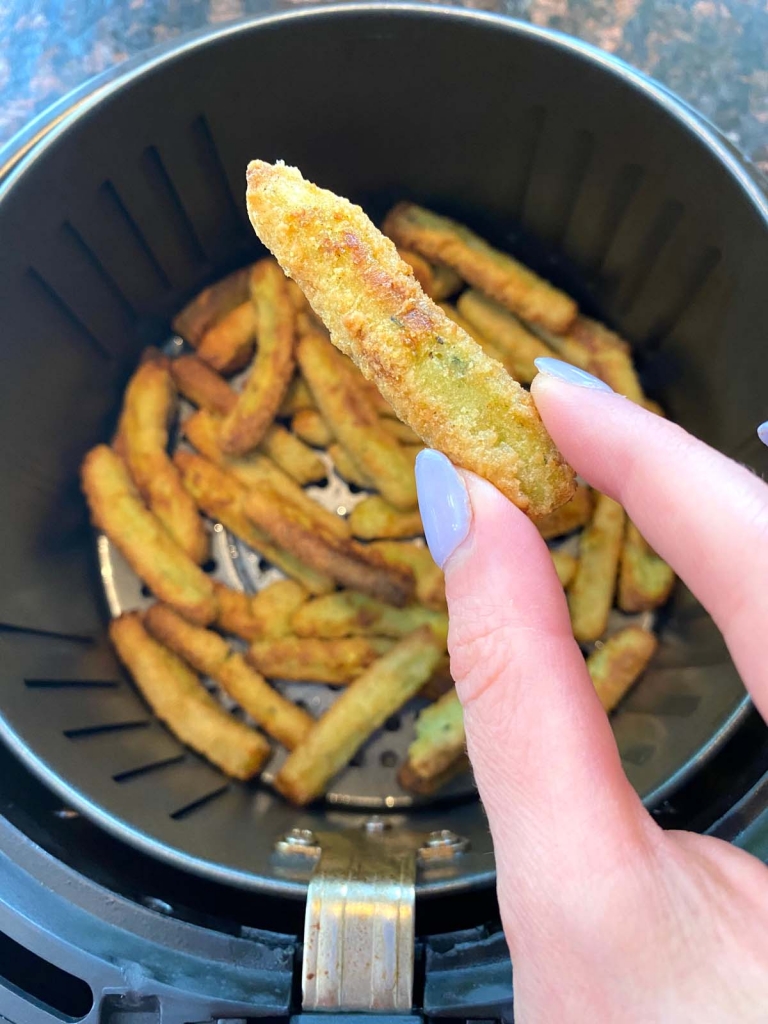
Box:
[414,359,768,1023]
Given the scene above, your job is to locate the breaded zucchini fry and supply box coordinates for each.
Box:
[82,446,216,624]
[349,496,423,539]
[457,290,555,384]
[219,260,296,454]
[279,375,317,416]
[244,486,414,606]
[119,357,208,564]
[438,302,512,370]
[397,248,462,301]
[298,329,418,509]
[144,603,313,749]
[184,410,348,540]
[171,353,238,415]
[551,549,578,589]
[197,301,257,375]
[174,450,333,594]
[398,689,466,794]
[380,417,421,445]
[223,261,297,448]
[369,541,445,610]
[246,162,575,517]
[259,424,326,485]
[275,627,443,804]
[587,626,658,712]
[292,408,333,448]
[329,443,373,489]
[247,636,393,684]
[110,613,268,779]
[618,521,676,613]
[292,590,448,643]
[382,202,576,332]
[533,483,593,540]
[172,266,251,346]
[569,493,626,643]
[215,579,308,642]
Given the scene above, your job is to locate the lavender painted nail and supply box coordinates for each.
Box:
[534,356,614,392]
[415,450,471,569]
[758,422,768,447]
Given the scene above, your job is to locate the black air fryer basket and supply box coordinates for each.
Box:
[0,4,768,1019]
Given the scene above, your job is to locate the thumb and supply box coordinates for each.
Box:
[415,450,658,947]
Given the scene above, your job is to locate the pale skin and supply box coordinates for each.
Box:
[441,374,768,1022]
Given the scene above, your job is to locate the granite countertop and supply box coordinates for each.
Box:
[1,0,766,173]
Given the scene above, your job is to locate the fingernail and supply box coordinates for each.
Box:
[415,450,471,568]
[759,422,768,447]
[534,356,614,392]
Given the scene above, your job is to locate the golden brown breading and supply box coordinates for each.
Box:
[171,353,238,415]
[174,449,334,594]
[368,541,445,610]
[379,417,421,445]
[82,446,216,624]
[197,301,257,375]
[183,409,349,540]
[172,266,252,347]
[245,161,574,517]
[456,290,555,384]
[291,408,333,448]
[110,613,268,779]
[348,496,423,540]
[569,493,626,643]
[247,636,393,684]
[291,590,447,643]
[329,443,373,489]
[586,626,658,712]
[297,329,418,510]
[259,423,326,485]
[219,260,296,454]
[618,521,676,613]
[397,248,462,301]
[383,202,577,332]
[143,602,313,749]
[438,302,512,370]
[274,627,443,805]
[398,689,466,794]
[243,485,414,606]
[215,579,308,642]
[533,484,593,540]
[119,358,208,564]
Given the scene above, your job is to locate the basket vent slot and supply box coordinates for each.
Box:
[140,145,207,267]
[24,269,112,361]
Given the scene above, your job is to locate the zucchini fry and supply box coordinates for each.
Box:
[243,486,414,606]
[457,290,555,384]
[144,603,313,749]
[110,613,268,779]
[184,410,349,540]
[438,302,512,371]
[119,357,208,564]
[245,161,574,517]
[380,417,421,445]
[197,301,257,375]
[397,248,462,301]
[618,521,676,613]
[215,579,308,642]
[329,443,373,489]
[569,493,626,643]
[275,627,443,805]
[292,590,448,643]
[172,266,251,347]
[298,329,418,509]
[82,446,216,624]
[247,636,393,684]
[219,260,296,454]
[419,654,455,701]
[587,626,658,712]
[279,375,317,416]
[259,424,326,485]
[369,541,445,610]
[550,549,578,589]
[349,496,423,540]
[292,408,333,448]
[174,450,334,595]
[398,689,466,794]
[533,484,593,540]
[171,353,237,415]
[382,202,576,333]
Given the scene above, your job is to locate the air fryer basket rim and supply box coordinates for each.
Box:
[0,1,765,899]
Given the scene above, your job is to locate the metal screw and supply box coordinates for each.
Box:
[364,816,390,834]
[283,827,316,847]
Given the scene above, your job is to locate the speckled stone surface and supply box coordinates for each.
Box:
[1,0,766,173]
